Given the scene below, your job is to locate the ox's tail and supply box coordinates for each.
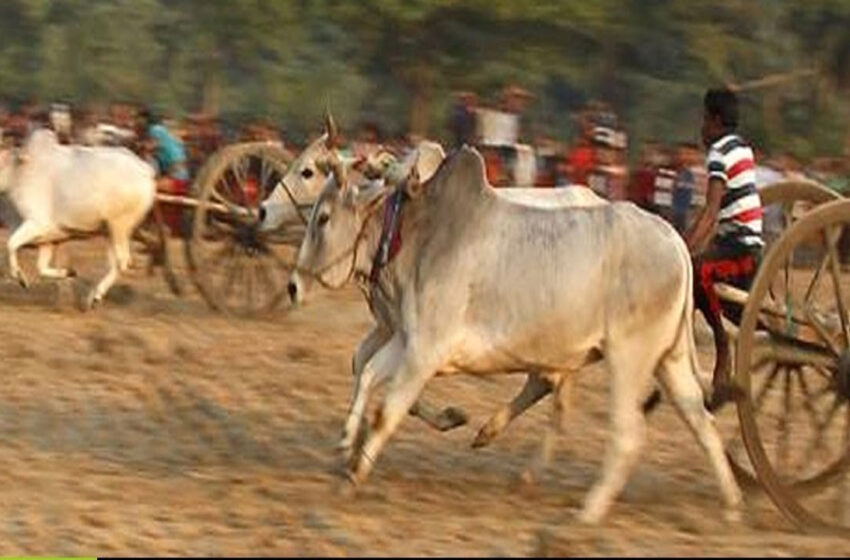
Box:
[642,237,708,415]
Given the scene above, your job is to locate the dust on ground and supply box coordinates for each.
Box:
[0,237,848,557]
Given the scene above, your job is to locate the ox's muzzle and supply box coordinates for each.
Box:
[287,271,307,306]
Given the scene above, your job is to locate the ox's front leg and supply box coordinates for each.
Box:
[349,348,434,486]
[7,220,59,288]
[340,333,405,463]
[352,326,391,380]
[352,327,468,437]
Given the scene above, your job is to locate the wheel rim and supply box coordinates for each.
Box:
[186,143,301,317]
[726,180,841,486]
[736,199,850,534]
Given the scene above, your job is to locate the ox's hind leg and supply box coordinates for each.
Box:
[88,223,132,308]
[520,373,575,485]
[578,343,657,525]
[36,244,75,279]
[656,327,742,521]
[472,373,554,449]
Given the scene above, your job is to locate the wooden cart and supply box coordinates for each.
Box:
[144,141,308,317]
[714,179,850,533]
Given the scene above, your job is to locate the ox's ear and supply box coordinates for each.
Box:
[323,109,339,148]
[329,150,347,191]
[403,156,424,198]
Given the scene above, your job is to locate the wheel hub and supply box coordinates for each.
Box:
[234,222,267,256]
[836,351,850,401]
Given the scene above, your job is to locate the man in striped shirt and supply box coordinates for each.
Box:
[686,88,763,410]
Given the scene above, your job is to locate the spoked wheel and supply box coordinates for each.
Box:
[760,180,840,249]
[735,199,850,534]
[724,180,840,484]
[185,142,303,317]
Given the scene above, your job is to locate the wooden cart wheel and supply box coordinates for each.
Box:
[735,199,850,533]
[759,180,840,248]
[185,142,301,317]
[724,180,840,480]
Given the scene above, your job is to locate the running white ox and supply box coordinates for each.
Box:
[260,119,611,484]
[0,128,156,308]
[286,143,743,524]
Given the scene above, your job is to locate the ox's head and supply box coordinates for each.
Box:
[258,112,340,232]
[286,148,399,305]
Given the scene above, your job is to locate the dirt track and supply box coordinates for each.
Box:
[1,238,850,556]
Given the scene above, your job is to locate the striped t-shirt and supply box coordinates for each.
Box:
[706,134,764,249]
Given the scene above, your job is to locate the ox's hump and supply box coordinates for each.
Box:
[431,145,489,198]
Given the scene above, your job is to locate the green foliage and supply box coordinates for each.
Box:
[0,0,846,155]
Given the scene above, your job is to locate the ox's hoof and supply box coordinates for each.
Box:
[511,469,540,498]
[471,426,495,449]
[84,293,103,311]
[66,268,78,279]
[332,471,360,498]
[575,507,604,526]
[435,406,469,431]
[519,468,538,488]
[14,271,30,289]
[723,507,743,524]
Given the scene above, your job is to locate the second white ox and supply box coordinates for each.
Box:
[287,144,743,524]
[0,129,156,307]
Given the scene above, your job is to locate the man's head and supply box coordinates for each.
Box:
[702,88,738,148]
[136,106,156,134]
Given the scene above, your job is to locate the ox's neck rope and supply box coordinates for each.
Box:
[274,176,310,226]
[294,189,390,291]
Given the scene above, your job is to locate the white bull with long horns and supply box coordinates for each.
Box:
[259,117,617,484]
[283,122,742,524]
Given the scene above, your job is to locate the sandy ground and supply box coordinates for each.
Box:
[0,237,849,557]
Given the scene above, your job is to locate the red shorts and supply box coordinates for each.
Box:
[694,242,760,323]
[158,177,191,234]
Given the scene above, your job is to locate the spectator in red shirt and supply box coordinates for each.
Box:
[628,140,661,210]
[566,137,595,186]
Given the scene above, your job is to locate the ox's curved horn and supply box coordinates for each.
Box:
[324,108,339,148]
[329,151,347,191]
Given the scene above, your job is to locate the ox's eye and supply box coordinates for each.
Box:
[317,213,330,227]
[301,167,314,179]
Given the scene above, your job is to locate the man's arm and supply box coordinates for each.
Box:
[686,176,724,253]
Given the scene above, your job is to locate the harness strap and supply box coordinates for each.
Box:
[370,189,407,284]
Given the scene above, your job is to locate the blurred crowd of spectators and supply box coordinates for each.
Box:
[2,95,849,237]
[448,88,850,234]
